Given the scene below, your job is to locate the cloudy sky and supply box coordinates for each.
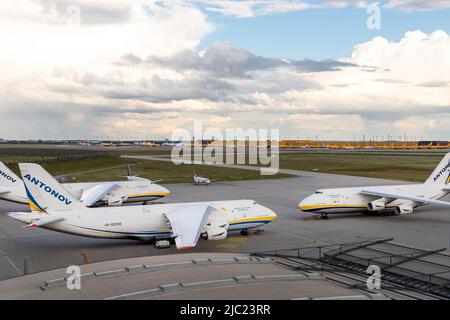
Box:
[1,0,450,140]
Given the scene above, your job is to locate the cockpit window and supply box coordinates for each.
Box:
[315,191,323,194]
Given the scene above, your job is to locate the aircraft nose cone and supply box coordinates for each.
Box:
[297,197,310,212]
[265,206,277,221]
[160,186,170,196]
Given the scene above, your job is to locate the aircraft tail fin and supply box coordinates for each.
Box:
[0,161,21,187]
[425,153,450,186]
[18,163,84,213]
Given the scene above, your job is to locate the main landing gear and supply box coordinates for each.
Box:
[320,213,329,220]
[240,229,249,236]
[377,210,398,217]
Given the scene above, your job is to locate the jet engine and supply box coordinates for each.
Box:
[202,227,227,241]
[201,214,229,241]
[395,204,414,215]
[367,199,386,211]
[104,193,128,206]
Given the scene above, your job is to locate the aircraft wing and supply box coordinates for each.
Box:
[127,176,151,183]
[360,189,450,207]
[8,212,65,228]
[80,183,121,207]
[164,205,214,250]
[24,215,65,228]
[0,187,10,194]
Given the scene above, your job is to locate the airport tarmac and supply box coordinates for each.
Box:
[1,170,450,281]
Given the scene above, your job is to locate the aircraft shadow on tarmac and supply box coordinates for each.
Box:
[300,209,449,223]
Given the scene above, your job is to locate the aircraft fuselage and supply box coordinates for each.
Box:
[298,183,447,214]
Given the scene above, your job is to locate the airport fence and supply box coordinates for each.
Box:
[1,149,109,169]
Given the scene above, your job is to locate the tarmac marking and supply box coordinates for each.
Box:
[215,236,249,249]
[0,249,22,276]
[226,236,248,243]
[216,243,239,249]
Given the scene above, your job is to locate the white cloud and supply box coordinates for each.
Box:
[0,0,214,73]
[348,30,450,82]
[204,0,256,18]
[288,113,364,131]
[384,0,450,11]
[320,0,369,9]
[147,42,353,78]
[203,1,317,18]
[1,1,450,140]
[393,116,437,130]
[0,0,216,139]
[267,30,450,139]
[257,1,315,15]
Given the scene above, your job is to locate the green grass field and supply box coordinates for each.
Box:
[3,151,446,183]
[278,152,445,182]
[7,155,290,184]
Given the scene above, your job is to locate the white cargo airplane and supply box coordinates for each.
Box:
[7,163,277,249]
[298,153,450,218]
[0,161,170,207]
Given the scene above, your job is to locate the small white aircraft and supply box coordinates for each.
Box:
[161,139,184,147]
[0,161,170,207]
[298,153,450,218]
[8,163,277,249]
[78,142,92,146]
[193,170,212,185]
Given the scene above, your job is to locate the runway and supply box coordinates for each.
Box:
[1,170,450,281]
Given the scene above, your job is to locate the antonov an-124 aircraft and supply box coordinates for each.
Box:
[298,153,450,218]
[0,161,169,207]
[8,163,277,249]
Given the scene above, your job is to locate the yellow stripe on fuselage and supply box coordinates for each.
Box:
[78,228,172,237]
[128,192,170,198]
[298,204,368,211]
[229,216,277,224]
[85,230,121,237]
